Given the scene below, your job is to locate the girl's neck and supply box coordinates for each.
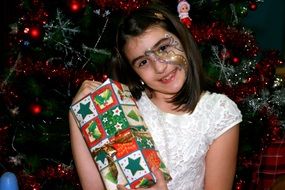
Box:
[150,92,186,115]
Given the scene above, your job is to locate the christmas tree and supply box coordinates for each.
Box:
[1,0,285,189]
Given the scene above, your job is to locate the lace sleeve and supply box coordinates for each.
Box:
[207,94,242,143]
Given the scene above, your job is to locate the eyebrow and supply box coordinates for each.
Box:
[130,37,170,65]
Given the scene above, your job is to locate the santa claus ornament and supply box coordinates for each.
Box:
[177,0,192,28]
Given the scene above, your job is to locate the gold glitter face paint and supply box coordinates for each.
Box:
[133,33,188,70]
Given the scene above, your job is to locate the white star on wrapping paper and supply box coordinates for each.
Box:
[112,107,122,116]
[114,122,123,130]
[146,139,153,147]
[102,117,108,123]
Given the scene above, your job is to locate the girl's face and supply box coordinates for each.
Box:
[123,26,188,98]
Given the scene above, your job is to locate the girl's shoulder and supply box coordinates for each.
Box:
[199,91,237,108]
[195,91,241,117]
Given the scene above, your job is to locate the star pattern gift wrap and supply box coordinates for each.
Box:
[70,79,171,190]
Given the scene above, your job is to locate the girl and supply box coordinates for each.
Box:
[69,3,242,190]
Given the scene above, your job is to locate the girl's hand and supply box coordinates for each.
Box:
[117,168,169,190]
[71,80,102,104]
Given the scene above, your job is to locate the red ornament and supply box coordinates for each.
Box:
[29,27,41,39]
[102,74,108,81]
[70,2,80,12]
[249,1,257,11]
[232,57,240,64]
[69,0,86,12]
[30,103,42,115]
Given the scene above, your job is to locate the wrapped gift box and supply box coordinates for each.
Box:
[70,79,171,189]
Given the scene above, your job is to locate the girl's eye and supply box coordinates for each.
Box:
[160,45,167,51]
[158,44,170,53]
[136,59,148,67]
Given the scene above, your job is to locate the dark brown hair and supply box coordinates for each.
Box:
[112,3,208,112]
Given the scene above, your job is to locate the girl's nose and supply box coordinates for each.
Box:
[149,55,167,73]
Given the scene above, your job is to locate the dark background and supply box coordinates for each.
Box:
[1,0,285,63]
[243,0,285,57]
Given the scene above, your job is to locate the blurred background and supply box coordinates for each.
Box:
[0,0,285,189]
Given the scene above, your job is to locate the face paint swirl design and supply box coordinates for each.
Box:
[133,34,188,70]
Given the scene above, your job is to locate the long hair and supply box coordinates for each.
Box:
[112,3,208,112]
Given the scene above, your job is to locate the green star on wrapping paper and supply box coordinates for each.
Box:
[125,157,144,176]
[78,102,93,119]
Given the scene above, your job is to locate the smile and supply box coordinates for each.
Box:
[160,69,177,83]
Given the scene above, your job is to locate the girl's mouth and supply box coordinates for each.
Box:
[160,68,177,83]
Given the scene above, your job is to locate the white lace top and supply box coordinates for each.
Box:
[136,91,242,190]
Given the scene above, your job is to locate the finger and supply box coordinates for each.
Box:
[117,184,128,190]
[133,168,167,190]
[152,167,166,184]
[152,168,167,189]
[90,80,103,88]
[81,80,101,91]
[72,80,102,104]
